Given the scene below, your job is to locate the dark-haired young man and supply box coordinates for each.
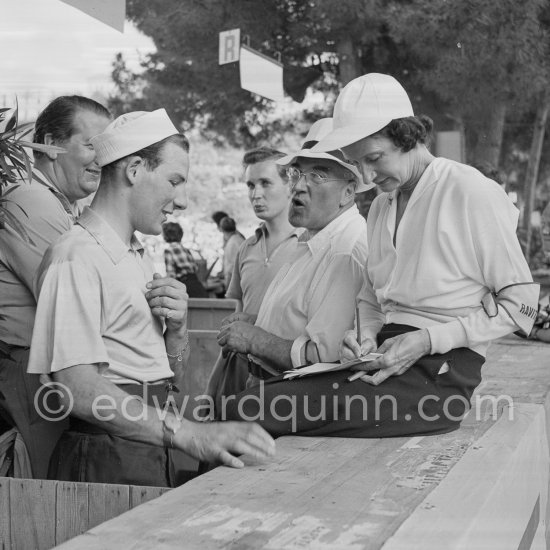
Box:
[205,147,303,413]
[0,95,111,477]
[28,110,274,486]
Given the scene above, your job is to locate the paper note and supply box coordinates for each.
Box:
[283,353,382,380]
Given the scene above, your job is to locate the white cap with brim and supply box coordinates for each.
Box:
[91,108,179,167]
[311,73,414,153]
[277,118,374,193]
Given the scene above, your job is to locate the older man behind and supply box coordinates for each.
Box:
[216,119,371,431]
[0,96,111,477]
[28,109,274,486]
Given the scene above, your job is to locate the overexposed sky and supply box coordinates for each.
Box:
[1,0,155,117]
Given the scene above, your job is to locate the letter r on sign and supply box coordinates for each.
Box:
[219,29,241,65]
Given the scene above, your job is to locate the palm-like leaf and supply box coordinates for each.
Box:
[17,141,66,154]
[0,100,55,241]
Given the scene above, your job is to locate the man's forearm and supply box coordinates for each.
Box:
[164,326,190,384]
[53,365,186,447]
[248,328,293,372]
[52,364,277,469]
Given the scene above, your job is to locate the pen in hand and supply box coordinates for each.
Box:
[349,307,365,382]
[355,306,361,346]
[347,370,368,382]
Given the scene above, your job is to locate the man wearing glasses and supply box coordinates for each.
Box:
[217,118,372,396]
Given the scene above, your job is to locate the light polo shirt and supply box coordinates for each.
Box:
[254,205,368,368]
[358,157,538,357]
[223,232,245,289]
[226,223,303,315]
[28,207,173,384]
[0,169,77,347]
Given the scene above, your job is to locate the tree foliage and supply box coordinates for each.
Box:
[114,0,550,164]
[115,0,392,146]
[387,0,550,164]
[0,105,65,241]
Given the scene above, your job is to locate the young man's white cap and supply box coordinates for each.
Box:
[311,73,414,153]
[91,108,179,167]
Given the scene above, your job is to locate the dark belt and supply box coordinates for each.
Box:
[69,381,178,435]
[0,339,29,360]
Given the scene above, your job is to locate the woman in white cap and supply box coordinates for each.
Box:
[310,73,539,435]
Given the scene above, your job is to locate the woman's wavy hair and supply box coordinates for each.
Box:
[375,115,434,152]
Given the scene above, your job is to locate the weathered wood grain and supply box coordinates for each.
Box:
[0,477,10,549]
[55,482,89,545]
[54,336,550,550]
[87,483,130,531]
[9,478,56,550]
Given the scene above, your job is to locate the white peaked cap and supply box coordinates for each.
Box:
[91,108,179,167]
[311,73,414,152]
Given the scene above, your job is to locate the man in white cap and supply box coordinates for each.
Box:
[216,118,371,417]
[27,109,275,485]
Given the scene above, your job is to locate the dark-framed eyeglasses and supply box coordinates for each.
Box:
[286,166,346,187]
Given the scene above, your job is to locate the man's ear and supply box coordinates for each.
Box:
[339,182,356,207]
[124,156,144,185]
[43,134,59,160]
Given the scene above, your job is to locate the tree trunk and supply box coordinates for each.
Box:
[337,36,360,86]
[523,89,550,262]
[470,100,507,167]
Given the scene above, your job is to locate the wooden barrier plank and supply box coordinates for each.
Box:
[9,478,56,550]
[0,477,10,549]
[129,485,170,508]
[53,414,504,550]
[87,483,130,531]
[43,337,550,549]
[55,481,89,545]
[382,404,548,550]
[1,477,168,550]
[187,298,237,331]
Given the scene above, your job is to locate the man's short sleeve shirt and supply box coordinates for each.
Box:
[28,207,173,384]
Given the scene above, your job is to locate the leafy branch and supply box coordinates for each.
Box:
[0,102,65,242]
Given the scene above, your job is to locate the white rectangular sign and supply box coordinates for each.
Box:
[219,29,241,65]
[239,45,285,102]
[60,0,125,32]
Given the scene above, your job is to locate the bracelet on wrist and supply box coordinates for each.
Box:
[166,331,190,362]
[162,416,182,449]
[424,329,432,354]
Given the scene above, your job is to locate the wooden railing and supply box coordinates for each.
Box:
[187,298,237,331]
[55,336,550,550]
[4,299,548,549]
[0,477,168,549]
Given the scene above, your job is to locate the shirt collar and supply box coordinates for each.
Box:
[30,167,56,190]
[77,207,144,264]
[386,158,438,207]
[30,167,79,219]
[251,222,304,244]
[301,204,360,254]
